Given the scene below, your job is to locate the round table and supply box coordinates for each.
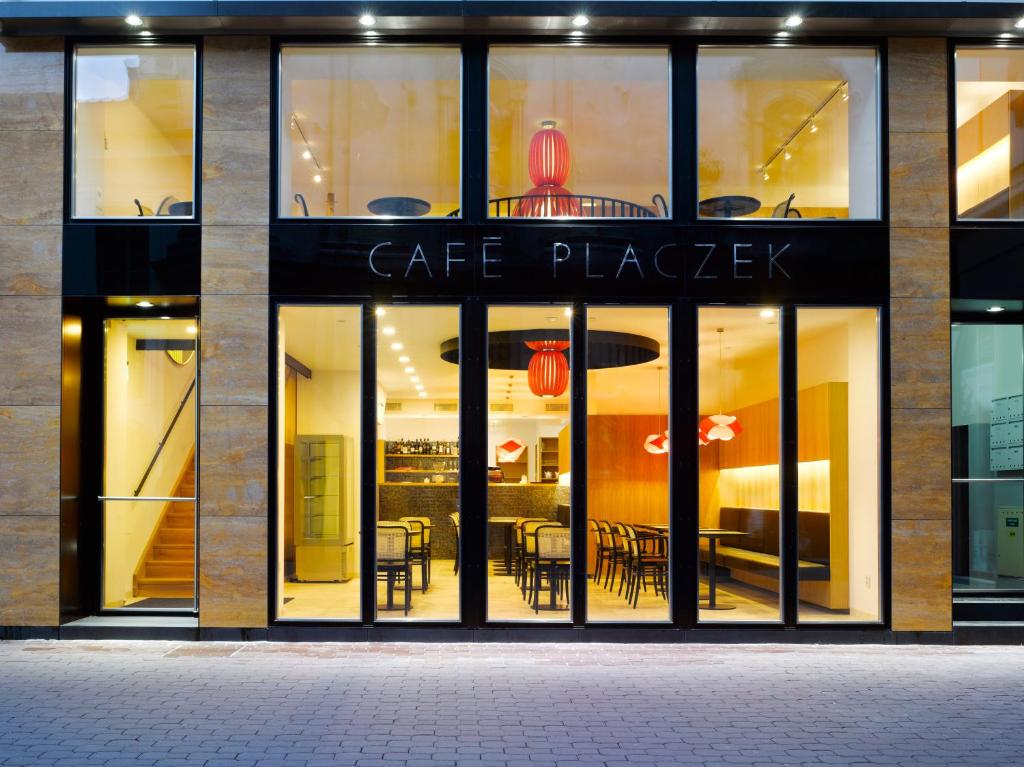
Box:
[367,196,432,217]
[698,195,761,218]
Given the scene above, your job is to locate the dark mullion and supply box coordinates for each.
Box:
[459,298,487,628]
[570,302,588,627]
[672,301,699,629]
[780,305,799,627]
[360,304,378,626]
[671,39,697,224]
[461,40,487,225]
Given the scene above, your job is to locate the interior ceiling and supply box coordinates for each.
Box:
[281,305,857,411]
[111,317,197,340]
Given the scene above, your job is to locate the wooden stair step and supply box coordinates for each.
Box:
[145,562,194,578]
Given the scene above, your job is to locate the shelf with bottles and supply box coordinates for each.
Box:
[384,439,459,456]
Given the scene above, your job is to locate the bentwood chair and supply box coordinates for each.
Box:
[623,525,669,608]
[376,524,412,615]
[520,520,550,600]
[400,517,431,592]
[532,525,571,613]
[513,517,545,587]
[449,511,460,574]
[771,193,802,219]
[589,519,614,585]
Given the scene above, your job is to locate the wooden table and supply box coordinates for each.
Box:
[489,516,521,575]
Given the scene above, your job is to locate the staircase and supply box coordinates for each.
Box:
[133,457,195,599]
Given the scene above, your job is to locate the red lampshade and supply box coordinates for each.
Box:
[528,121,571,186]
[643,432,669,454]
[525,340,570,397]
[513,186,582,218]
[699,414,744,442]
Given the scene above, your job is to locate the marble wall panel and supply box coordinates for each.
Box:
[200,294,268,407]
[199,516,268,628]
[0,296,61,405]
[199,405,268,517]
[201,226,269,295]
[0,516,59,626]
[891,518,952,631]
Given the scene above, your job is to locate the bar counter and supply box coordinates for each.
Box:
[377,482,563,559]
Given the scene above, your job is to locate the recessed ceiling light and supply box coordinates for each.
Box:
[987,305,1006,313]
[125,14,144,27]
[398,355,410,363]
[1016,18,1024,29]
[759,308,776,319]
[563,307,573,317]
[382,326,396,336]
[784,15,803,28]
[414,384,424,391]
[418,391,428,398]
[359,13,376,26]
[570,30,585,38]
[135,300,153,308]
[390,342,403,351]
[410,376,420,383]
[301,150,312,160]
[571,15,589,27]
[139,30,153,37]
[159,315,171,320]
[186,325,198,335]
[375,307,386,316]
[404,366,415,373]
[313,174,322,184]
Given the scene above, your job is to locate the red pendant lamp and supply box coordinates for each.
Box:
[515,120,581,217]
[643,366,670,454]
[699,328,743,444]
[525,340,570,397]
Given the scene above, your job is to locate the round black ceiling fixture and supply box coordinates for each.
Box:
[439,329,660,370]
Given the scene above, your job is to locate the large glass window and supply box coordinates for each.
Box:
[73,45,196,219]
[279,46,461,218]
[376,306,461,621]
[487,306,572,621]
[796,308,881,623]
[697,307,781,622]
[586,307,670,622]
[955,48,1024,219]
[952,322,1024,591]
[697,47,880,220]
[102,316,197,610]
[488,46,670,219]
[276,306,362,620]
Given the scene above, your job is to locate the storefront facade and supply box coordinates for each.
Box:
[0,1,1020,641]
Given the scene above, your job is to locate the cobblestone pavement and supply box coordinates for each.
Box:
[1,641,1023,767]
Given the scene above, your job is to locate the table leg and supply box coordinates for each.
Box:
[504,524,513,576]
[549,565,557,610]
[708,537,717,609]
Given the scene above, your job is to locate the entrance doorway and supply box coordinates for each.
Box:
[100,316,198,611]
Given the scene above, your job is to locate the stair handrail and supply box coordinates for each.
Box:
[133,377,197,498]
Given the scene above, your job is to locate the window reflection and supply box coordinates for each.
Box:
[277,306,362,620]
[796,308,881,623]
[279,46,461,218]
[586,307,670,623]
[697,47,880,220]
[486,306,572,621]
[73,46,196,219]
[697,307,781,622]
[955,48,1024,219]
[488,46,671,219]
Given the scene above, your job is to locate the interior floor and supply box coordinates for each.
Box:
[280,559,868,623]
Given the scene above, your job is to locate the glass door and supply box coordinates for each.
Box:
[101,316,198,611]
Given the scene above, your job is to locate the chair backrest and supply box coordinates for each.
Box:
[401,516,431,544]
[515,517,544,545]
[613,522,630,553]
[623,525,642,557]
[588,519,602,545]
[771,193,796,218]
[597,520,614,547]
[522,520,549,554]
[167,201,192,216]
[536,525,570,560]
[448,511,459,532]
[377,525,409,562]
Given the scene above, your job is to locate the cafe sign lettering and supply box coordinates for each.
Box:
[366,237,793,282]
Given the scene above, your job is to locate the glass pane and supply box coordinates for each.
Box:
[697,307,781,622]
[103,317,197,610]
[488,46,670,219]
[487,306,572,621]
[797,308,881,623]
[955,48,1024,219]
[73,46,195,218]
[697,47,880,220]
[954,481,1024,590]
[376,306,460,621]
[279,46,461,218]
[586,307,670,622]
[103,500,195,609]
[952,324,1024,479]
[276,306,362,620]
